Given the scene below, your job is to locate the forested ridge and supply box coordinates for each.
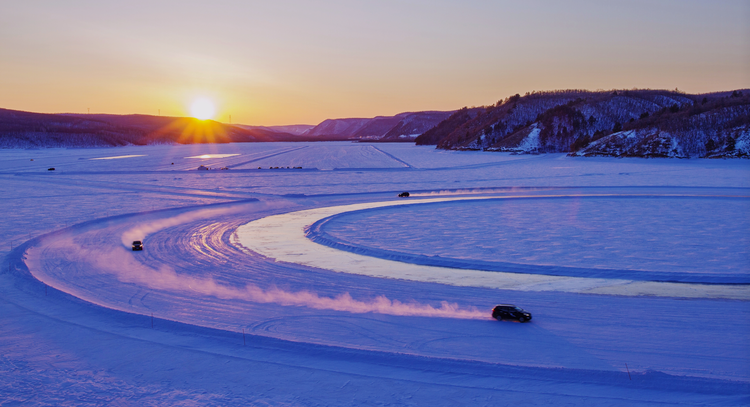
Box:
[416,89,750,158]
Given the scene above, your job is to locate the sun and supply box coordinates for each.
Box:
[190,98,216,120]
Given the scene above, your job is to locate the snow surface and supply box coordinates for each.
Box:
[1,142,749,405]
[517,124,541,151]
[229,144,409,170]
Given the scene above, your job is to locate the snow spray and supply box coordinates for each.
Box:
[35,204,486,320]
[86,244,486,320]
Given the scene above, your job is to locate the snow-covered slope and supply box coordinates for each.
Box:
[573,125,750,158]
[234,124,314,135]
[302,111,452,140]
[302,117,373,137]
[0,108,283,147]
[422,89,750,158]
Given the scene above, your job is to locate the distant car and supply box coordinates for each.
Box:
[132,240,143,251]
[492,304,532,322]
[47,167,55,171]
[398,192,410,198]
[197,165,209,171]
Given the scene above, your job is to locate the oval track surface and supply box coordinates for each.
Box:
[21,189,750,386]
[304,196,750,283]
[238,193,750,298]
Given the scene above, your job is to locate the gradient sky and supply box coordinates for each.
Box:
[1,0,748,125]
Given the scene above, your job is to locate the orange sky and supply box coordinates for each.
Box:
[1,1,748,126]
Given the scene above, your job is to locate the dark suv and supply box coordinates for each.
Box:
[132,240,143,251]
[492,304,532,322]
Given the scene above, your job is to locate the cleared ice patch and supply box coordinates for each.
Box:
[89,154,147,160]
[185,154,241,159]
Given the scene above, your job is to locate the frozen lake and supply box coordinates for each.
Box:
[1,142,749,405]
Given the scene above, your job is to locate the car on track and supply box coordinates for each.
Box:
[132,240,143,251]
[492,304,532,322]
[398,192,410,197]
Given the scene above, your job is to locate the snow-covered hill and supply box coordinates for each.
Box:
[234,123,314,135]
[0,108,453,147]
[302,111,453,140]
[0,109,286,147]
[419,89,750,158]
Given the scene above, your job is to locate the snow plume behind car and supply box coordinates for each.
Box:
[30,234,486,320]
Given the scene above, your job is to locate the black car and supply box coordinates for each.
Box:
[492,304,532,322]
[132,240,143,251]
[398,192,410,198]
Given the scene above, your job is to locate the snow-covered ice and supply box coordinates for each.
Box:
[1,142,749,405]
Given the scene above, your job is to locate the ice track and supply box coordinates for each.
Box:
[17,188,750,392]
[239,193,750,296]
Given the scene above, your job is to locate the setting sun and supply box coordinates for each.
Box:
[190,98,216,120]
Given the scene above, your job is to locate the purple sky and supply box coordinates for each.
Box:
[1,0,748,125]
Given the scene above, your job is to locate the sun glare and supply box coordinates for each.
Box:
[190,98,216,120]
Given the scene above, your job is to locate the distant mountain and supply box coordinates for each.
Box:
[0,109,290,148]
[414,108,484,145]
[235,124,314,136]
[416,89,749,158]
[302,118,370,138]
[302,111,453,141]
[0,108,453,148]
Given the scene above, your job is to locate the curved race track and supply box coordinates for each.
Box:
[17,187,750,390]
[237,193,750,298]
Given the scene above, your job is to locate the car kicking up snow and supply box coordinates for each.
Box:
[492,304,532,322]
[131,240,143,251]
